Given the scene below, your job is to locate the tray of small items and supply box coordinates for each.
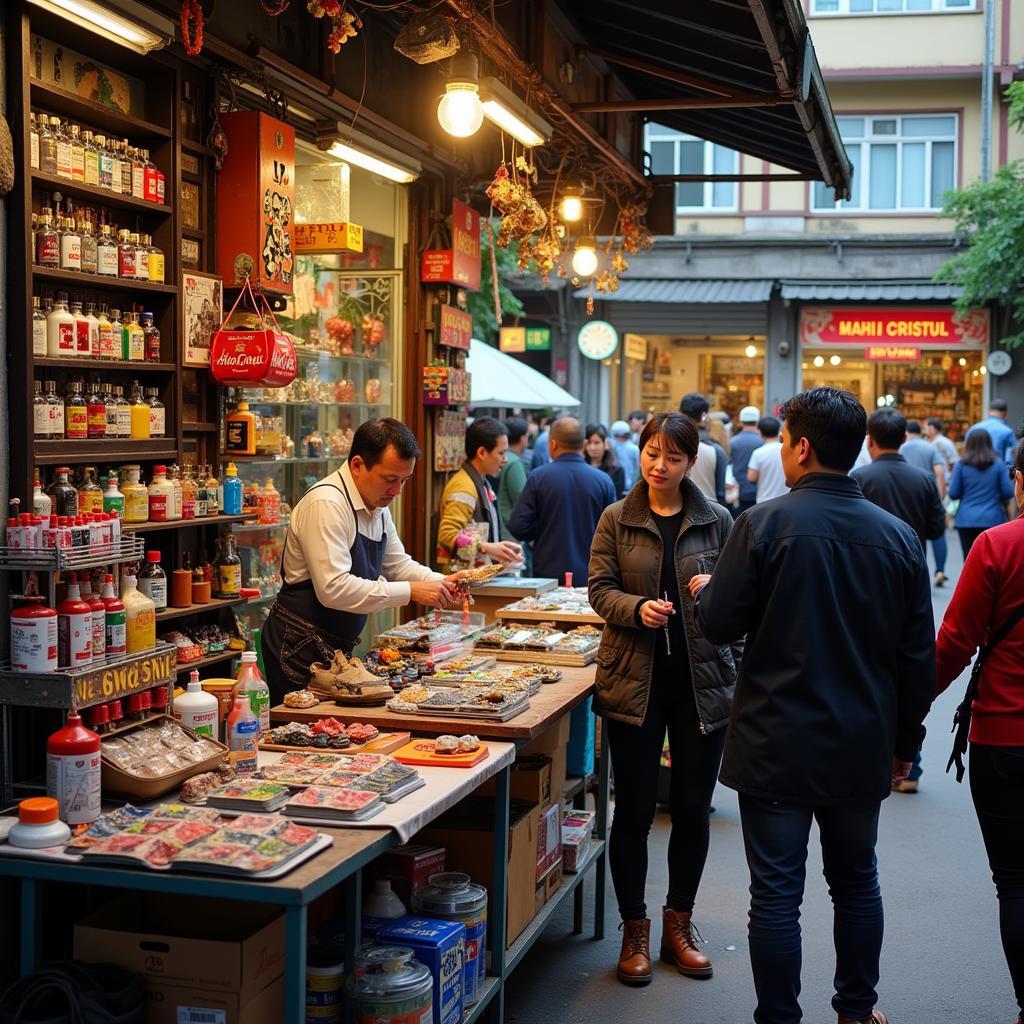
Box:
[373,622,465,655]
[284,786,384,823]
[421,665,552,695]
[260,720,410,755]
[391,734,487,768]
[386,683,530,722]
[256,751,425,804]
[476,624,601,666]
[66,803,327,878]
[495,587,603,624]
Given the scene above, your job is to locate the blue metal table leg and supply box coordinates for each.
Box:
[490,764,510,989]
[284,904,308,1024]
[21,878,39,975]
[594,717,610,941]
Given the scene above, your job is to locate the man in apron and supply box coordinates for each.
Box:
[263,418,461,704]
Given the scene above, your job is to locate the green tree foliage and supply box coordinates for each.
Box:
[466,219,524,343]
[935,82,1024,348]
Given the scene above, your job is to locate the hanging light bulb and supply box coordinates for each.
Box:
[559,187,584,223]
[829,354,842,366]
[744,344,757,359]
[572,236,598,277]
[813,355,825,368]
[437,51,484,138]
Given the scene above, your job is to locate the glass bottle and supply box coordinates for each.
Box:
[167,464,183,521]
[69,124,85,182]
[31,211,37,258]
[146,387,165,438]
[205,466,220,517]
[44,381,64,439]
[114,385,131,438]
[47,467,79,518]
[109,136,122,195]
[34,469,52,517]
[53,118,72,179]
[109,308,124,359]
[142,149,159,203]
[29,112,39,171]
[64,381,87,439]
[38,114,57,174]
[97,304,117,360]
[35,206,59,268]
[131,146,145,200]
[138,551,167,611]
[119,140,133,196]
[195,465,209,519]
[84,302,100,358]
[96,223,118,277]
[141,311,161,361]
[126,312,145,362]
[32,296,47,357]
[116,229,135,279]
[121,465,148,524]
[86,379,106,438]
[213,535,242,599]
[129,381,150,440]
[79,218,98,276]
[59,210,81,273]
[131,232,148,281]
[33,381,49,440]
[96,134,112,190]
[69,300,89,357]
[82,130,99,187]
[46,292,75,357]
[181,464,197,520]
[77,467,104,516]
[145,235,165,283]
[103,381,118,438]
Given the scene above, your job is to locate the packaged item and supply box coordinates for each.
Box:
[233,650,269,736]
[8,797,72,849]
[137,551,168,611]
[10,595,58,673]
[57,574,93,668]
[122,574,156,653]
[101,573,127,657]
[377,917,465,1024]
[222,462,243,515]
[47,712,101,825]
[375,845,447,905]
[174,670,220,738]
[226,693,259,773]
[561,809,596,873]
[307,947,345,1024]
[346,947,433,1024]
[225,401,257,455]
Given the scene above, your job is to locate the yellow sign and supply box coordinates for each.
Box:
[74,649,176,707]
[499,326,527,353]
[624,333,647,361]
[294,222,364,254]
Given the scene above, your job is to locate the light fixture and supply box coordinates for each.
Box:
[437,51,484,138]
[830,354,842,366]
[744,344,757,359]
[876,397,887,408]
[980,365,988,375]
[480,76,553,148]
[26,0,175,54]
[559,187,584,224]
[959,357,967,366]
[572,237,599,278]
[317,122,422,184]
[813,355,825,368]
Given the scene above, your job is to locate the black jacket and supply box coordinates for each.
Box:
[695,472,935,806]
[851,453,946,547]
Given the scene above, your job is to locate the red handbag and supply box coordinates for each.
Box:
[210,276,297,388]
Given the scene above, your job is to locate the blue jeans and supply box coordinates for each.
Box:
[931,534,947,575]
[907,750,923,782]
[739,794,883,1024]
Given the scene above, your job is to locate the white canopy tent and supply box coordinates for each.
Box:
[466,338,580,410]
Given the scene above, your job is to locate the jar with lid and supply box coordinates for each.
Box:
[129,382,151,440]
[121,466,148,524]
[346,947,433,1024]
[146,387,165,437]
[148,466,174,523]
[8,798,71,849]
[47,467,79,518]
[46,292,75,356]
[64,381,88,439]
[33,381,49,440]
[32,296,47,356]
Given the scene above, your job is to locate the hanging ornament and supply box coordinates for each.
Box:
[208,116,228,172]
[181,0,203,56]
[260,0,291,12]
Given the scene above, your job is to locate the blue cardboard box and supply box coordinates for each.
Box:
[378,916,465,1024]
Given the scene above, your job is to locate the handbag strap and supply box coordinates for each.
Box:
[946,602,1024,782]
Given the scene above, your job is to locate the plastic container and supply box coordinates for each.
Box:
[232,651,270,737]
[121,465,148,524]
[222,462,243,515]
[364,880,408,920]
[412,872,488,1006]
[174,670,220,739]
[147,465,173,522]
[101,573,126,657]
[201,678,238,734]
[346,947,433,1024]
[307,946,345,1024]
[10,596,58,673]
[225,402,257,455]
[122,574,156,654]
[8,797,72,849]
[226,693,259,773]
[57,574,93,668]
[47,712,101,825]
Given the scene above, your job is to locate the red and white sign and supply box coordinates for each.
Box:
[800,307,989,349]
[438,304,472,350]
[866,345,921,362]
[420,199,481,290]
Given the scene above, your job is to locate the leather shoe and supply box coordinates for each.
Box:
[616,918,652,986]
[661,908,712,978]
[838,1011,888,1024]
[892,779,918,794]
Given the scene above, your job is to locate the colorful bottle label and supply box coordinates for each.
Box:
[148,494,169,521]
[217,563,241,597]
[105,611,127,657]
[66,403,88,439]
[47,750,101,825]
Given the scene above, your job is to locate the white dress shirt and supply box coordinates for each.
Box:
[281,461,442,614]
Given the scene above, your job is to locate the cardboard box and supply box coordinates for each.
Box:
[374,843,446,904]
[418,797,540,947]
[519,714,570,804]
[562,809,596,873]
[545,858,564,901]
[379,917,465,1024]
[536,803,562,885]
[475,755,552,806]
[141,975,284,1024]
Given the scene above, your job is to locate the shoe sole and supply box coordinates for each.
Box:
[660,949,713,978]
[616,969,652,986]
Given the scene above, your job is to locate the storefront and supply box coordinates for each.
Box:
[798,306,990,440]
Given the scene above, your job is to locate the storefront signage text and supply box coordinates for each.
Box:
[624,333,648,360]
[800,307,989,349]
[74,649,176,707]
[526,327,551,351]
[294,222,364,254]
[866,345,921,362]
[499,326,526,353]
[420,199,481,291]
[437,305,472,351]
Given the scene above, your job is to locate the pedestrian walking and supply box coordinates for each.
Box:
[933,439,1024,1024]
[680,392,727,504]
[730,406,764,517]
[746,416,790,503]
[693,386,934,1024]
[629,410,651,445]
[610,420,641,491]
[949,429,1016,558]
[897,418,949,586]
[588,412,741,988]
[968,398,1017,466]
[498,417,531,572]
[584,423,626,499]
[924,416,959,472]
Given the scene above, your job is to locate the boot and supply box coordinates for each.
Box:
[838,1012,888,1024]
[616,918,652,986]
[661,908,713,978]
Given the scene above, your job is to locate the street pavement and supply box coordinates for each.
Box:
[504,532,1015,1024]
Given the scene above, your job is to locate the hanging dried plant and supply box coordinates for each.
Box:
[181,0,203,56]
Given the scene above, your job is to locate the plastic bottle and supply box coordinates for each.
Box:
[80,577,107,664]
[101,573,126,657]
[225,401,257,455]
[57,574,93,668]
[260,477,281,525]
[46,292,75,356]
[129,382,151,439]
[10,596,58,673]
[102,472,125,518]
[226,693,259,773]
[174,670,220,739]
[8,798,72,849]
[122,574,156,654]
[222,463,243,516]
[147,465,173,522]
[232,651,270,736]
[364,880,408,919]
[138,550,168,612]
[46,712,101,825]
[121,465,148,524]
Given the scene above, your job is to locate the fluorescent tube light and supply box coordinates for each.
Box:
[324,126,421,184]
[480,77,552,148]
[27,0,175,55]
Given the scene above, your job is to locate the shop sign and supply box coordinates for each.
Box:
[554,360,568,388]
[499,326,527,353]
[577,321,619,361]
[624,333,648,360]
[420,199,481,290]
[74,648,176,708]
[800,307,989,348]
[294,222,364,254]
[526,327,551,351]
[437,305,473,351]
[866,345,921,362]
[422,365,471,406]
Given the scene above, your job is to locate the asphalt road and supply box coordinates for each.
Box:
[504,532,1016,1024]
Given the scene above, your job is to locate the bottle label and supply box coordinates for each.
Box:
[246,688,270,732]
[126,607,156,653]
[87,402,106,438]
[182,498,196,520]
[47,403,64,435]
[56,140,71,177]
[58,611,93,666]
[60,236,81,271]
[71,148,84,180]
[47,750,101,825]
[56,322,75,355]
[84,151,99,186]
[37,235,59,267]
[136,251,149,279]
[149,494,169,521]
[30,132,39,169]
[217,564,242,596]
[92,616,105,664]
[225,419,253,453]
[157,173,165,204]
[66,404,88,438]
[78,489,103,515]
[75,320,90,354]
[148,253,165,283]
[116,407,132,437]
[130,330,145,361]
[178,709,217,737]
[132,165,145,198]
[11,613,57,672]
[105,614,127,657]
[145,167,159,203]
[138,577,167,610]
[34,404,50,436]
[97,246,119,276]
[106,404,119,434]
[81,243,98,276]
[150,408,166,437]
[125,491,148,522]
[195,494,208,518]
[118,249,136,278]
[33,320,47,356]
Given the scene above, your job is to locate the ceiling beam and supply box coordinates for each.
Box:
[577,46,742,98]
[646,173,816,182]
[573,94,791,113]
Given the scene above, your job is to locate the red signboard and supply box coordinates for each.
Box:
[800,307,989,348]
[866,345,921,362]
[437,304,472,350]
[420,199,481,291]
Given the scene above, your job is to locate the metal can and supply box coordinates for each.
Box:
[346,947,433,1024]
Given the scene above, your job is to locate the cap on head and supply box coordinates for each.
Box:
[740,406,761,424]
[610,420,631,437]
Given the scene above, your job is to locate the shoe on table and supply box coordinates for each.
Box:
[838,1011,889,1024]
[661,908,713,978]
[616,918,652,986]
[892,779,919,794]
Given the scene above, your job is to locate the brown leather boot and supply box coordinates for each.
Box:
[661,908,713,978]
[837,1011,888,1024]
[616,918,652,986]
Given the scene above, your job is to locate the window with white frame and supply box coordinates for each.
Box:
[644,123,739,212]
[812,0,974,14]
[813,114,957,212]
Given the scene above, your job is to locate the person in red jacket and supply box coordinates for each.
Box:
[935,438,1024,1024]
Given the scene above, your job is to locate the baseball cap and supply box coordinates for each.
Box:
[610,420,631,437]
[739,406,761,424]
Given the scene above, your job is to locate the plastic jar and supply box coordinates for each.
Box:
[306,945,345,1024]
[346,947,433,1024]
[411,872,488,1005]
[8,797,72,848]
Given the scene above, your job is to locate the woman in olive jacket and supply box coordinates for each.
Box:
[588,412,742,989]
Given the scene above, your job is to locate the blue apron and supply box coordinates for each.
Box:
[262,471,387,702]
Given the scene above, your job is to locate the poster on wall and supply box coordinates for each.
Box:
[182,272,223,367]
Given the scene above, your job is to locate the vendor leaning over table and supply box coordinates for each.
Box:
[262,418,466,705]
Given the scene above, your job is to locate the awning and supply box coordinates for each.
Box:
[780,281,964,302]
[561,0,852,198]
[573,279,773,303]
[466,339,581,410]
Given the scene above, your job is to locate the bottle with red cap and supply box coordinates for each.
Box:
[137,550,167,612]
[46,711,101,825]
[57,573,92,668]
[79,576,107,664]
[10,595,58,673]
[101,573,126,658]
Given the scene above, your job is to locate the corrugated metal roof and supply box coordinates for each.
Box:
[574,279,774,303]
[780,281,963,301]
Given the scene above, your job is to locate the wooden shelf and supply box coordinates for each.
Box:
[34,358,176,373]
[156,596,248,624]
[34,439,178,464]
[31,171,172,217]
[124,514,247,534]
[181,140,214,157]
[30,81,172,141]
[183,422,219,433]
[33,267,177,294]
[174,649,240,675]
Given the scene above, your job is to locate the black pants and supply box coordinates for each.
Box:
[606,683,725,921]
[958,526,988,559]
[739,795,883,1024]
[970,742,1024,1015]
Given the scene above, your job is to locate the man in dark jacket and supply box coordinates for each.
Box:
[851,408,946,550]
[693,387,934,1024]
[680,392,727,504]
